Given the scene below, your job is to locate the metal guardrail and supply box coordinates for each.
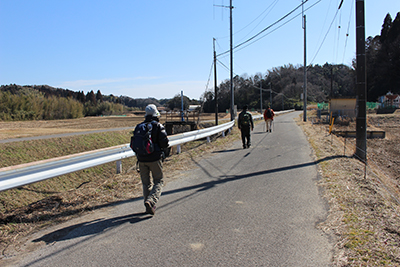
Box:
[0,120,235,192]
[0,110,294,192]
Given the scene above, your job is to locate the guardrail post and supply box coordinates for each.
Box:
[222,131,225,137]
[177,145,181,154]
[207,136,211,143]
[116,160,122,174]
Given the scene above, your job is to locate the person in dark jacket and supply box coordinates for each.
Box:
[136,104,169,215]
[238,105,254,149]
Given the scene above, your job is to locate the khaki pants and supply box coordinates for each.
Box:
[139,160,164,205]
[265,119,273,131]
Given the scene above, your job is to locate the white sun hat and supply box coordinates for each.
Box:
[145,104,160,117]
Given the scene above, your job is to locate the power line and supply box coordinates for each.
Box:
[309,0,344,65]
[235,0,280,43]
[342,0,353,64]
[235,0,322,54]
[205,61,215,92]
[313,0,335,56]
[217,0,309,58]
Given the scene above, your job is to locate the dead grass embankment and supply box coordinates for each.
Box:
[298,116,400,266]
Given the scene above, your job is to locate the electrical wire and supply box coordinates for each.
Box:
[235,0,322,55]
[342,0,353,64]
[235,0,280,43]
[217,0,309,58]
[205,61,215,92]
[309,0,343,65]
[335,0,343,63]
[313,0,334,56]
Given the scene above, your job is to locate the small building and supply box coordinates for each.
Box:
[329,97,357,117]
[378,92,400,108]
[188,105,201,112]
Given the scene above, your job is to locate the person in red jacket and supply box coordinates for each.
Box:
[263,106,275,132]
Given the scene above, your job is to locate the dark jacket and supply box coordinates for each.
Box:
[136,116,169,162]
[238,110,254,130]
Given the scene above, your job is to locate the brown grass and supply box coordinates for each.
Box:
[298,113,400,266]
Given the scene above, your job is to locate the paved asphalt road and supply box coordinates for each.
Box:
[10,111,333,266]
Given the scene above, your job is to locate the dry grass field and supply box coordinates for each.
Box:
[299,110,400,266]
[0,113,231,140]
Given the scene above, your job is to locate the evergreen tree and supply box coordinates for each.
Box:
[96,90,103,103]
[380,13,392,43]
[86,90,97,105]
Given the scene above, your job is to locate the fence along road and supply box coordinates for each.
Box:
[12,111,333,267]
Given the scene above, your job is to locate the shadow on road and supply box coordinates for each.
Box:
[33,212,151,244]
[30,154,348,247]
[159,154,349,210]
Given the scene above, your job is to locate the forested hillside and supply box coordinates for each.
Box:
[0,85,156,121]
[0,85,201,121]
[202,63,356,112]
[366,12,400,101]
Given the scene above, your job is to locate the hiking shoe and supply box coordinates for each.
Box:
[247,144,251,148]
[243,145,246,149]
[145,201,156,215]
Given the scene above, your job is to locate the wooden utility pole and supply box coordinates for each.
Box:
[355,0,367,161]
[260,86,262,114]
[270,83,272,106]
[230,0,234,122]
[213,38,218,125]
[302,0,307,122]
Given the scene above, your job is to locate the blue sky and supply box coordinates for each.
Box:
[1,0,399,100]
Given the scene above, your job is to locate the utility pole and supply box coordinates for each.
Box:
[260,86,262,114]
[181,91,184,122]
[213,38,218,125]
[230,0,234,122]
[355,0,367,161]
[269,83,272,106]
[331,66,334,98]
[302,0,307,122]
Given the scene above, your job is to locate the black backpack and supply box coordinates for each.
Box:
[266,109,272,118]
[241,112,251,126]
[130,122,154,156]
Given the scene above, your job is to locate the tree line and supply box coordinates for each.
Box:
[0,84,201,121]
[201,63,355,112]
[0,85,128,120]
[365,12,400,102]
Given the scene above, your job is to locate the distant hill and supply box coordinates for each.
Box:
[0,84,163,108]
[0,84,168,120]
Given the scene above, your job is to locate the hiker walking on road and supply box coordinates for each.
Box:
[238,105,254,149]
[263,105,275,132]
[131,104,169,215]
